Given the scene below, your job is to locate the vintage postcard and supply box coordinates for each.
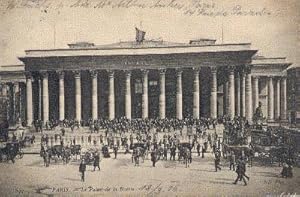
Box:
[0,0,299,196]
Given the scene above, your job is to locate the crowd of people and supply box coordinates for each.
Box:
[32,117,219,134]
[14,115,298,184]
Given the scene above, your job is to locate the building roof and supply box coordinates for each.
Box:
[0,65,24,72]
[251,56,292,77]
[22,40,255,58]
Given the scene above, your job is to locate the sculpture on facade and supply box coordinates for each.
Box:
[253,102,266,127]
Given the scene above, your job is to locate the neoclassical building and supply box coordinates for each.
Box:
[0,35,293,126]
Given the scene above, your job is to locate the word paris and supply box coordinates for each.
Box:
[4,0,272,17]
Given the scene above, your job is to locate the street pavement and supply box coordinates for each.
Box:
[1,125,299,196]
[0,147,299,196]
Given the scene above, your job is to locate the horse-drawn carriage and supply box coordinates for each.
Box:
[80,147,101,166]
[249,127,299,166]
[178,142,192,167]
[40,144,81,166]
[0,141,24,163]
[132,142,148,166]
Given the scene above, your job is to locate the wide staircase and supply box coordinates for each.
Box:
[16,124,224,154]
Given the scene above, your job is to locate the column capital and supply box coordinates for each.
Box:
[40,70,49,78]
[175,68,183,75]
[124,70,132,76]
[56,70,65,79]
[25,72,32,79]
[273,76,282,81]
[243,65,252,74]
[227,66,236,74]
[13,81,19,86]
[141,69,149,75]
[107,70,115,77]
[210,67,217,73]
[73,70,81,78]
[89,70,99,78]
[192,67,201,72]
[159,69,167,75]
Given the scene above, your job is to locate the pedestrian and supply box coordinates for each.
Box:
[214,152,221,172]
[124,143,130,154]
[113,145,118,159]
[93,153,100,171]
[79,159,86,182]
[233,159,248,186]
[61,128,65,136]
[163,147,168,160]
[197,143,201,156]
[229,151,236,171]
[151,150,157,167]
[201,145,205,158]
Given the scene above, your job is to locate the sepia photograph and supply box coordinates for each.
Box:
[0,0,299,196]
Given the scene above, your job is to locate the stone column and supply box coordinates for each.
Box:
[125,70,132,119]
[57,71,65,121]
[74,71,81,122]
[193,68,200,119]
[274,78,280,120]
[38,78,42,120]
[280,77,287,120]
[19,83,24,122]
[267,76,274,121]
[223,81,228,115]
[159,69,166,119]
[235,72,240,116]
[253,76,259,114]
[176,69,183,120]
[108,70,115,120]
[240,71,246,117]
[228,67,235,119]
[26,73,33,126]
[6,84,12,123]
[245,67,252,123]
[210,67,217,119]
[1,83,7,97]
[13,82,20,124]
[41,71,49,123]
[142,69,149,119]
[90,70,98,120]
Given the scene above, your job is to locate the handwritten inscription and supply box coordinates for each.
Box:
[35,183,179,195]
[1,0,273,17]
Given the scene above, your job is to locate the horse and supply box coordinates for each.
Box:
[0,143,19,163]
[51,145,64,159]
[62,147,72,164]
[70,145,81,160]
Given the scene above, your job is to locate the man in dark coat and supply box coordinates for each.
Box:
[163,147,168,160]
[233,159,248,186]
[79,159,87,182]
[113,145,118,159]
[151,150,157,167]
[93,153,100,171]
[197,143,201,156]
[214,152,221,172]
[229,151,236,171]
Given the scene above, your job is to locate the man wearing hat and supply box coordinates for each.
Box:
[79,159,87,182]
[93,152,100,171]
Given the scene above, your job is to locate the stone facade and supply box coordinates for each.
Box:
[0,39,293,127]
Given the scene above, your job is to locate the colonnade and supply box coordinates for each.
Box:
[19,66,288,126]
[0,81,24,125]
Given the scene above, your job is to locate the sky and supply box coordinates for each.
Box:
[0,0,299,68]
